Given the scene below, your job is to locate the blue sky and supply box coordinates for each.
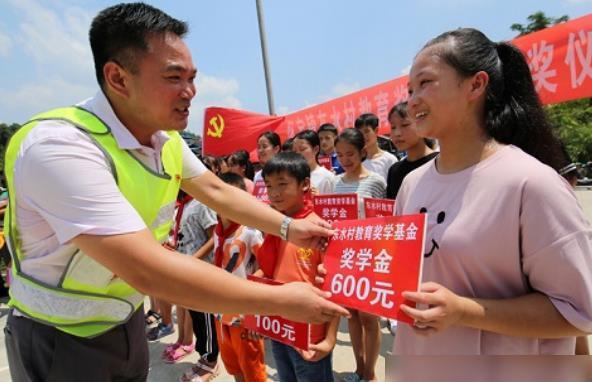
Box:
[0,0,591,134]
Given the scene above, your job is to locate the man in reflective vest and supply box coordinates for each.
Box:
[4,3,348,381]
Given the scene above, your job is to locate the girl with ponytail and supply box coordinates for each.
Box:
[391,28,592,357]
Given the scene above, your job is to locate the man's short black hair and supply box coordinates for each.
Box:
[89,2,188,89]
[219,172,246,191]
[354,113,379,130]
[262,152,310,183]
[317,123,338,136]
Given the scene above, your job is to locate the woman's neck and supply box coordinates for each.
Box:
[436,123,500,173]
[406,142,434,162]
[309,161,318,172]
[344,164,368,181]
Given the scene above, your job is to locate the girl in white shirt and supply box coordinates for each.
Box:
[254,131,281,183]
[292,130,335,195]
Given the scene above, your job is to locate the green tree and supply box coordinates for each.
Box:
[0,123,20,174]
[180,130,202,155]
[510,12,590,163]
[547,99,592,163]
[511,11,569,37]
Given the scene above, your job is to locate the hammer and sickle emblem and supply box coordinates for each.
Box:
[207,114,225,138]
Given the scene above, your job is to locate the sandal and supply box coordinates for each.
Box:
[163,343,194,364]
[180,359,220,382]
[145,310,162,326]
[162,342,182,359]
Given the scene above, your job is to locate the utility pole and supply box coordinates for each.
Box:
[255,0,276,115]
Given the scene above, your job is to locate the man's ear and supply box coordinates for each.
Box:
[103,61,131,98]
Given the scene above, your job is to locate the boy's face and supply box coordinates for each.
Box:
[264,171,310,215]
[318,131,336,154]
[358,125,378,148]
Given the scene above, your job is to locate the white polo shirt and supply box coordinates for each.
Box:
[12,90,207,286]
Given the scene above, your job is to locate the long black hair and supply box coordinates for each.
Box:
[294,129,321,163]
[335,128,367,161]
[258,131,282,149]
[421,28,563,170]
[228,149,255,180]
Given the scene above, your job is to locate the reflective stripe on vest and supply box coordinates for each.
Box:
[9,275,144,324]
[4,106,183,337]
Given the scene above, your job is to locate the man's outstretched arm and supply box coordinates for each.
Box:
[73,229,349,324]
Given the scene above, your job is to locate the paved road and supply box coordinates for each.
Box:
[0,190,590,381]
[146,315,391,382]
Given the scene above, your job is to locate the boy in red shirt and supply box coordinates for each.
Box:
[214,173,267,382]
[258,152,339,382]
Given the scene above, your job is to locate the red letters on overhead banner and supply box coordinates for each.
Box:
[203,14,592,156]
[512,14,592,105]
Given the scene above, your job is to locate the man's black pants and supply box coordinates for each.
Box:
[5,307,149,382]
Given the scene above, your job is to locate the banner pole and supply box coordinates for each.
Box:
[256,0,276,115]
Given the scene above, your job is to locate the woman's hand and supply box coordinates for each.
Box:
[400,282,467,336]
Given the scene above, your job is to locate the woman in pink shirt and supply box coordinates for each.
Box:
[392,27,592,358]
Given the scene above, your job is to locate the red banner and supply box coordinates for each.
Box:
[512,13,592,105]
[313,193,359,223]
[322,214,427,324]
[202,107,285,157]
[281,76,409,138]
[243,276,310,350]
[364,198,396,218]
[202,14,592,156]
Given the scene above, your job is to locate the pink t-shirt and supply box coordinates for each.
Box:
[393,145,592,355]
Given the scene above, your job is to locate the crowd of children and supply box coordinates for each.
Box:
[143,26,591,382]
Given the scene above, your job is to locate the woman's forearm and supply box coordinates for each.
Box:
[459,292,587,338]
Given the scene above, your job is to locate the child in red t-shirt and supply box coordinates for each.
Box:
[257,152,339,382]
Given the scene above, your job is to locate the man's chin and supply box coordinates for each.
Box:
[169,121,189,131]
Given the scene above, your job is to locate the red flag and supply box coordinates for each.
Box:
[202,107,285,157]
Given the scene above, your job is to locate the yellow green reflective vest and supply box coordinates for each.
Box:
[4,106,183,337]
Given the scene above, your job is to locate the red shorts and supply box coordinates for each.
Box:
[215,321,266,382]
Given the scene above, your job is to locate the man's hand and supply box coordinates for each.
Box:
[288,217,334,251]
[274,282,349,324]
